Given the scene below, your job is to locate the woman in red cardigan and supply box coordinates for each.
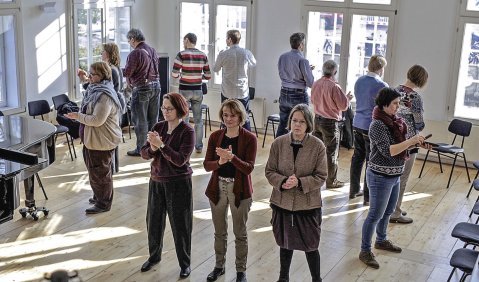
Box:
[203,99,257,282]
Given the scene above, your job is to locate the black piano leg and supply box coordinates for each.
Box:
[19,176,49,221]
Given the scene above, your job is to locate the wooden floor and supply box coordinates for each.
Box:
[0,127,476,282]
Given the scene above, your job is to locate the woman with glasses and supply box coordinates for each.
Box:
[265,104,327,282]
[203,99,257,282]
[65,61,123,214]
[139,93,195,279]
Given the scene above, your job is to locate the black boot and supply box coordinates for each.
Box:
[278,248,293,282]
[306,250,322,282]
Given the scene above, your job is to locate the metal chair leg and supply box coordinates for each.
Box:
[463,153,471,183]
[467,171,479,198]
[262,120,270,148]
[249,112,258,137]
[35,173,48,200]
[438,151,443,173]
[447,267,456,282]
[272,122,277,138]
[70,135,77,158]
[419,150,430,178]
[446,154,458,188]
[64,134,74,161]
[207,108,211,132]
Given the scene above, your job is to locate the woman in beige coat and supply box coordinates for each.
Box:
[265,104,328,282]
[65,61,123,214]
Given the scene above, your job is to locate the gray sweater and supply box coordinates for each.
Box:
[265,133,328,211]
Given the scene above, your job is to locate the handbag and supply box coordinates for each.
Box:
[202,82,208,95]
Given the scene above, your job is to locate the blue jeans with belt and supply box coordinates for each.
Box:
[361,169,400,252]
[131,82,161,152]
[277,87,309,137]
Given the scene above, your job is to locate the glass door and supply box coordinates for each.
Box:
[306,10,344,79]
[346,11,393,93]
[179,2,210,56]
[213,3,249,85]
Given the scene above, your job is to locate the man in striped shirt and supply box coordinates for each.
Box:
[172,33,211,153]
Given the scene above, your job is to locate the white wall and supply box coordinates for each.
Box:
[20,0,69,111]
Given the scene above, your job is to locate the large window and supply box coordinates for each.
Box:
[452,0,479,121]
[0,5,22,110]
[73,1,131,98]
[178,0,252,87]
[304,1,395,93]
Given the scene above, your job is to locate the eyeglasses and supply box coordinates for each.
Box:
[291,119,307,125]
[161,106,175,112]
[89,72,99,77]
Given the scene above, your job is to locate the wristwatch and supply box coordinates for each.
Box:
[160,143,165,149]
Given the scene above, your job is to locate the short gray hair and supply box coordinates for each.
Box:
[287,104,314,133]
[322,60,338,76]
[127,28,145,42]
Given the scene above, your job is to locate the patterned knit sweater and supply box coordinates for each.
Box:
[368,119,406,176]
[172,48,211,90]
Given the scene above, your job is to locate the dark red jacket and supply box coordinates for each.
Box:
[140,121,194,182]
[204,127,257,207]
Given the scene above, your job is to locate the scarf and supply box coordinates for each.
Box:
[79,80,122,142]
[372,106,408,160]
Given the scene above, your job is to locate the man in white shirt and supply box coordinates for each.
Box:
[214,30,256,131]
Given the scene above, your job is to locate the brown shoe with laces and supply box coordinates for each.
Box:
[359,251,379,269]
[374,239,402,253]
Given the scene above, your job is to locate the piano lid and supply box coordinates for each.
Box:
[0,116,56,151]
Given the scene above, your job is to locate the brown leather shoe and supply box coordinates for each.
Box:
[85,206,108,214]
[327,179,345,189]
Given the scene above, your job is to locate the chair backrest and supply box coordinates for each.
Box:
[249,87,255,100]
[448,118,472,148]
[28,100,51,120]
[449,119,472,137]
[52,94,70,110]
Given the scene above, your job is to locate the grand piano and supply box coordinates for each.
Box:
[0,116,56,223]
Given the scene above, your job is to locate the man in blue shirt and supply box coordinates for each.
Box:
[276,33,314,137]
[349,55,388,205]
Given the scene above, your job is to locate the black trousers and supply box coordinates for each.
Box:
[146,177,193,269]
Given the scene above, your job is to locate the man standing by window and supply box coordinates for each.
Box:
[214,30,256,131]
[123,28,160,157]
[276,32,314,137]
[311,60,353,189]
[172,33,211,154]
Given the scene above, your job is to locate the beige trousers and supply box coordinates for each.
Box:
[209,179,252,272]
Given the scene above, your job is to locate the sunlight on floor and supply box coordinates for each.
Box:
[0,227,139,259]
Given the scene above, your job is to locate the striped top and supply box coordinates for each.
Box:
[172,48,211,90]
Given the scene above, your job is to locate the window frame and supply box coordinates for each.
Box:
[448,0,479,122]
[303,0,397,11]
[302,4,396,93]
[0,6,25,113]
[70,0,133,99]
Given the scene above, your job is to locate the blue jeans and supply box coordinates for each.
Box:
[181,89,203,150]
[131,82,161,152]
[350,127,370,200]
[277,88,309,137]
[220,94,251,132]
[361,169,400,252]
